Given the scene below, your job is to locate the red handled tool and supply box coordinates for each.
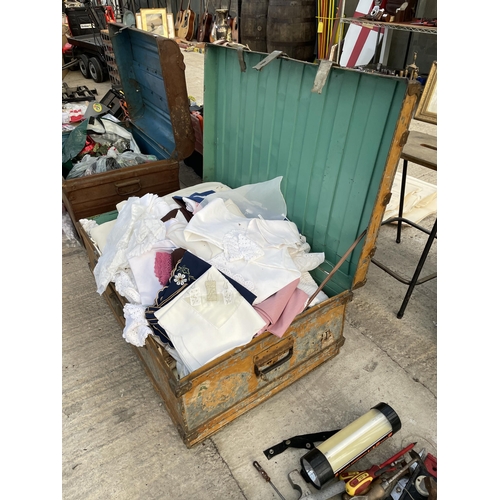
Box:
[340,442,417,496]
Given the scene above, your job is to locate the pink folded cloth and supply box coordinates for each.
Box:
[254,278,308,338]
[154,252,173,286]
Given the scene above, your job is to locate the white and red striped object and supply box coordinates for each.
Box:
[340,0,385,67]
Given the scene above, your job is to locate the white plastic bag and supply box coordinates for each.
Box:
[87,117,141,153]
[200,176,287,220]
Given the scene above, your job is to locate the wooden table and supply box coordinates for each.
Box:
[401,130,437,170]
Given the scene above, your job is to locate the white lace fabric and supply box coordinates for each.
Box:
[114,269,142,304]
[123,303,152,346]
[79,218,98,235]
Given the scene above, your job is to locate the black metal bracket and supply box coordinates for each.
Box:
[263,430,340,460]
[62,84,98,102]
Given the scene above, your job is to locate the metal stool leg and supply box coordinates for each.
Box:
[397,220,437,319]
[396,159,408,244]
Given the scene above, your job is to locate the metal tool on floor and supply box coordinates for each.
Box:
[253,461,287,500]
[395,449,430,500]
[288,469,347,499]
[389,447,435,500]
[340,442,416,496]
[342,457,418,500]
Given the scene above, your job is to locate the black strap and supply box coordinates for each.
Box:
[263,430,340,460]
[87,115,106,134]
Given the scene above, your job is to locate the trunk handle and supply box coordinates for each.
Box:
[114,179,142,195]
[254,337,294,378]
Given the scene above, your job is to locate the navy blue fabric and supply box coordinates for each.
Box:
[172,190,216,205]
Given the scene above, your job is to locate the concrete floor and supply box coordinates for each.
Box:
[62,49,437,500]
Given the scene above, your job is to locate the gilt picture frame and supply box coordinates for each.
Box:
[140,8,169,37]
[415,61,437,125]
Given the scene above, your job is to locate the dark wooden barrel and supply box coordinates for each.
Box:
[266,0,316,62]
[240,0,269,52]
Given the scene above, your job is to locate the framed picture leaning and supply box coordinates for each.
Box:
[415,61,437,125]
[141,8,169,37]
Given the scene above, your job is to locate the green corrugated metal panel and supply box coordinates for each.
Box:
[203,45,408,297]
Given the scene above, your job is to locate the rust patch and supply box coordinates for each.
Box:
[157,38,195,160]
[407,81,421,96]
[382,192,392,206]
[399,130,410,147]
[352,277,367,290]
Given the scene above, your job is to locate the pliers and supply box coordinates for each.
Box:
[339,442,416,496]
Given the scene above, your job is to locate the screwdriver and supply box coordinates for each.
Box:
[253,460,286,500]
[341,442,416,496]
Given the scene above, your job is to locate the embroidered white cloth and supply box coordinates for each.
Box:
[154,266,267,373]
[183,198,324,304]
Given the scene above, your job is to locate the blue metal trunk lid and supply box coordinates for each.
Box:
[108,23,194,160]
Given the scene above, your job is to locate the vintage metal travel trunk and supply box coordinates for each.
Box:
[77,40,418,448]
[62,23,194,237]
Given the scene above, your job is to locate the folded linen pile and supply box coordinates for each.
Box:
[83,178,329,376]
